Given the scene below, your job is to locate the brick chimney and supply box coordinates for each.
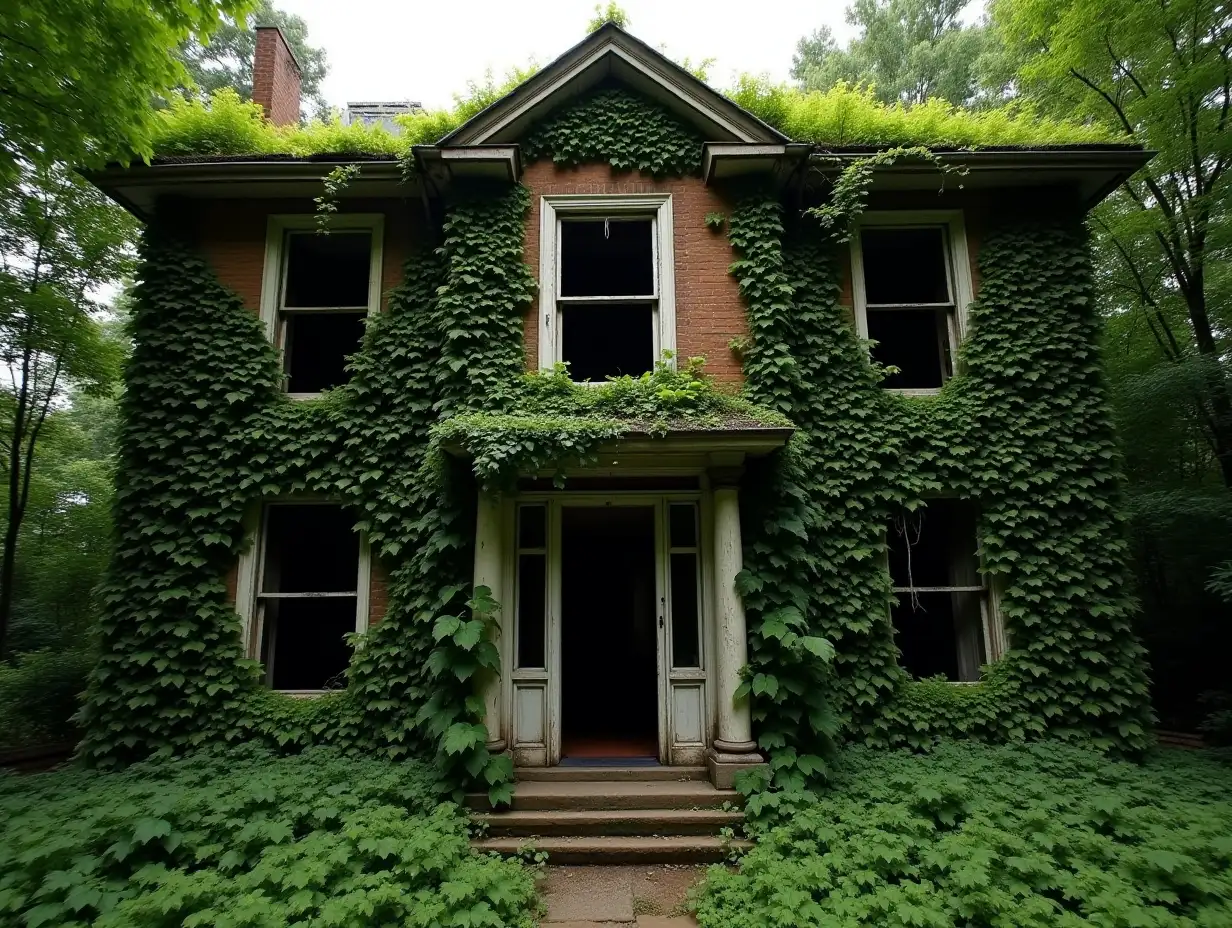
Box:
[252,26,302,126]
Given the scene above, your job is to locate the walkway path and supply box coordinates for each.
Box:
[539,864,704,926]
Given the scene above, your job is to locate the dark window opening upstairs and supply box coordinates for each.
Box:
[280,230,372,393]
[887,500,987,682]
[560,219,654,297]
[860,226,956,389]
[283,312,367,394]
[562,304,654,381]
[258,504,361,691]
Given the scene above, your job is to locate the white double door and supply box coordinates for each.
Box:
[506,495,710,766]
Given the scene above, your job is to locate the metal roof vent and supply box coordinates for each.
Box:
[344,101,423,133]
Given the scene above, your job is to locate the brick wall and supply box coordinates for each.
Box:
[522,161,747,384]
[252,27,302,127]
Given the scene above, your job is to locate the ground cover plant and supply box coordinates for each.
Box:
[696,741,1232,928]
[0,745,538,928]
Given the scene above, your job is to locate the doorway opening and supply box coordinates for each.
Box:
[560,505,659,760]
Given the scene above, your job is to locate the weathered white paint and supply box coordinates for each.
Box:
[710,485,755,751]
[474,490,506,752]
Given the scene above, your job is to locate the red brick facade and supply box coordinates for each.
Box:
[522,161,747,385]
[252,27,302,127]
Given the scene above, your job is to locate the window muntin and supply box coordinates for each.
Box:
[668,502,703,670]
[255,503,366,692]
[262,216,383,398]
[886,500,991,682]
[538,196,675,382]
[853,216,970,393]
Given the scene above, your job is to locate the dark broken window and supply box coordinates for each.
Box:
[279,230,373,393]
[886,500,988,682]
[257,503,361,691]
[860,226,956,389]
[557,218,656,380]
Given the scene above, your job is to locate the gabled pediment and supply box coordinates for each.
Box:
[439,23,787,147]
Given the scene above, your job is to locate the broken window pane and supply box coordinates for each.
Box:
[283,311,366,393]
[284,231,372,307]
[861,227,950,305]
[887,500,985,682]
[259,504,361,691]
[670,552,701,668]
[562,303,654,381]
[560,220,654,297]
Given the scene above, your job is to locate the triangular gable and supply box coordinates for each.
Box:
[439,23,787,146]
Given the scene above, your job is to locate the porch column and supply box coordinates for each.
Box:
[708,468,764,787]
[474,490,506,753]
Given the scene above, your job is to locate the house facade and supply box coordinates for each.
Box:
[82,24,1155,784]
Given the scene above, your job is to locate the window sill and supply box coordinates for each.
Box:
[887,387,943,397]
[271,689,342,699]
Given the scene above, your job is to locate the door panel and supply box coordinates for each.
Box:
[663,501,708,765]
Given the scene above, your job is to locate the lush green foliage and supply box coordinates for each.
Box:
[0,0,249,179]
[697,741,1232,927]
[0,649,94,750]
[521,89,704,176]
[727,192,1152,780]
[0,746,538,928]
[176,0,330,117]
[727,78,1118,147]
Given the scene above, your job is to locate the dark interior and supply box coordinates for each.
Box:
[283,311,366,393]
[562,303,654,381]
[560,219,654,296]
[283,230,372,307]
[861,226,950,304]
[866,307,948,389]
[891,590,966,680]
[561,506,658,756]
[260,504,360,690]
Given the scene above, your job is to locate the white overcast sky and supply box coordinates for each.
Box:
[277,0,859,110]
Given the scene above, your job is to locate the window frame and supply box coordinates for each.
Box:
[883,498,1006,683]
[260,214,385,399]
[536,194,676,379]
[234,499,372,696]
[850,210,974,396]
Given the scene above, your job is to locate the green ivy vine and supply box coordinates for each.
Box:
[727,189,1154,784]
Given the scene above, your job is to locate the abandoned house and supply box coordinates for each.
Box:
[85,23,1153,857]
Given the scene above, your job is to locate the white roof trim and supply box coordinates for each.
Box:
[441,24,786,147]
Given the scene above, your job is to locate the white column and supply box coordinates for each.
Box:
[473,490,506,753]
[710,477,758,756]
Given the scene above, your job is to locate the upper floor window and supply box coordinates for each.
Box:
[538,195,676,381]
[886,499,1002,682]
[237,501,371,693]
[851,212,972,393]
[261,215,384,397]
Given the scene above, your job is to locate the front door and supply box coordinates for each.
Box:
[507,496,709,766]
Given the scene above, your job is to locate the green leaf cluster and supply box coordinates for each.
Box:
[727,188,1153,777]
[696,741,1232,927]
[0,746,538,927]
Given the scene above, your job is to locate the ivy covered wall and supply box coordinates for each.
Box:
[79,87,1153,793]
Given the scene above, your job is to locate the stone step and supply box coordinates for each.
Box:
[466,779,739,812]
[515,765,709,782]
[475,807,744,837]
[472,834,751,864]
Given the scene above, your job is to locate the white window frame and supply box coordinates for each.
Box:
[537,194,676,378]
[850,210,974,396]
[884,499,1006,683]
[234,499,371,696]
[259,214,385,399]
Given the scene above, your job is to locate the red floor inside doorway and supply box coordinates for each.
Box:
[561,736,658,759]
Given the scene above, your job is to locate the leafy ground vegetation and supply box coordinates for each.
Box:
[697,742,1232,928]
[0,746,537,928]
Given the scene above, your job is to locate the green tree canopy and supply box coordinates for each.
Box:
[176,0,330,118]
[791,0,995,105]
[0,0,251,179]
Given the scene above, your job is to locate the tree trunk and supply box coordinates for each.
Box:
[0,514,19,660]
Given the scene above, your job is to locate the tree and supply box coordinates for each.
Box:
[993,0,1232,487]
[0,0,250,180]
[791,0,994,106]
[587,3,630,33]
[0,168,134,657]
[177,0,330,118]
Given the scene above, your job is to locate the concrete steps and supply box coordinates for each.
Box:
[469,767,748,864]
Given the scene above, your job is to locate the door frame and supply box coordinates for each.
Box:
[502,490,713,766]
